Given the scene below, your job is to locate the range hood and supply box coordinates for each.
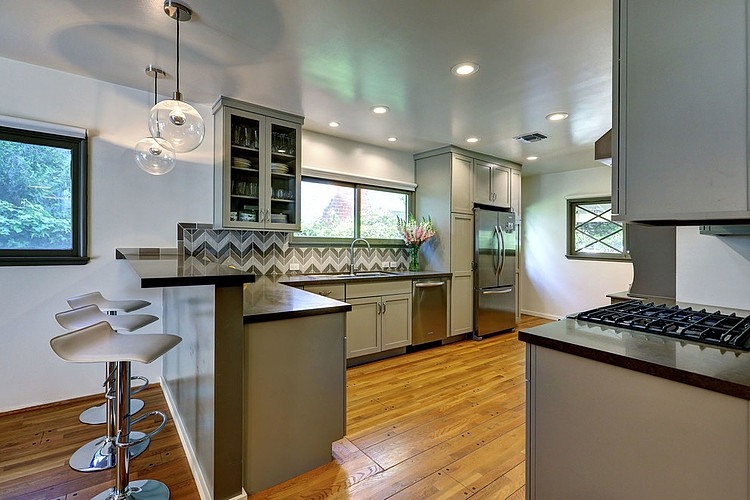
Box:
[594,129,612,165]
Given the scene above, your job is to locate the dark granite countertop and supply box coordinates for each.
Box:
[279,270,451,286]
[243,277,351,324]
[520,314,750,400]
[116,248,256,288]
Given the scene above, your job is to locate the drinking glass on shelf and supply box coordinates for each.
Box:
[251,129,258,149]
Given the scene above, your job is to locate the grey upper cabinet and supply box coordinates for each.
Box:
[614,0,750,223]
[473,160,510,208]
[213,97,304,231]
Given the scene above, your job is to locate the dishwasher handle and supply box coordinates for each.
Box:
[414,281,446,288]
[481,288,513,295]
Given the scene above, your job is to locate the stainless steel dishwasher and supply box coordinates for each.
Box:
[412,279,448,345]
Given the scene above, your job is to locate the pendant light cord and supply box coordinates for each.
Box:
[175,14,180,96]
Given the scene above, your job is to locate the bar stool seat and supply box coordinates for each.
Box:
[56,304,158,332]
[51,322,180,364]
[51,322,181,499]
[67,291,150,314]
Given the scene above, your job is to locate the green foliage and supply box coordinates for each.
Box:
[0,139,73,249]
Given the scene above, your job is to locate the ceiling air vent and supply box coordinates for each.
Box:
[513,132,548,143]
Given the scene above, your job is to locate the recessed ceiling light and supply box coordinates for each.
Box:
[451,62,479,76]
[371,105,390,114]
[465,137,480,143]
[526,156,539,161]
[328,121,340,128]
[387,137,398,142]
[546,112,569,121]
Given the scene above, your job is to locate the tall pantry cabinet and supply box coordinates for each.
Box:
[415,146,521,337]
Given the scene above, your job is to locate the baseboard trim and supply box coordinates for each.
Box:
[520,309,563,321]
[160,379,213,500]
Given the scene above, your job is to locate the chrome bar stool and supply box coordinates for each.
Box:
[65,293,152,426]
[56,304,158,472]
[50,321,181,500]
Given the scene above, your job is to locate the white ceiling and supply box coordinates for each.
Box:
[0,0,612,176]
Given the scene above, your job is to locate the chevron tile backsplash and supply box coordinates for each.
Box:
[178,223,409,275]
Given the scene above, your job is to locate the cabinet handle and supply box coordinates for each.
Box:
[376,302,382,315]
[319,290,332,297]
[382,301,386,314]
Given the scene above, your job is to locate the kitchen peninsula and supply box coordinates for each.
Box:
[117,249,352,499]
[520,301,750,499]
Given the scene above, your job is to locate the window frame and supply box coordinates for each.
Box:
[291,176,412,247]
[0,125,88,266]
[566,196,629,262]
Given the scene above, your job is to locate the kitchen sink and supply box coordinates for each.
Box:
[303,271,399,279]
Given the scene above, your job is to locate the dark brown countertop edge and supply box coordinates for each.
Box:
[116,248,256,288]
[518,330,750,400]
[244,303,352,324]
[279,270,452,285]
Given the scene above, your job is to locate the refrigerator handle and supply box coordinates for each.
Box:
[495,225,506,277]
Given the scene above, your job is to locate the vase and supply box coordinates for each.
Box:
[408,245,420,272]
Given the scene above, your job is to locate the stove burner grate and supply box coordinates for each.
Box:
[575,300,750,351]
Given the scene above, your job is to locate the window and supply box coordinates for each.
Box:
[294,177,410,244]
[0,124,88,265]
[566,197,628,261]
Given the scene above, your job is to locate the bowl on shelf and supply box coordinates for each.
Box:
[270,213,288,223]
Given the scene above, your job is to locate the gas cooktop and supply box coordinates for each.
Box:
[574,300,750,351]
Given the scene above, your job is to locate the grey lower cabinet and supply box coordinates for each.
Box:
[243,312,346,494]
[614,0,750,222]
[345,280,412,359]
[526,344,749,499]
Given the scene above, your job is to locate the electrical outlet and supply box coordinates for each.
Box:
[381,261,390,269]
[390,261,399,269]
[289,263,300,271]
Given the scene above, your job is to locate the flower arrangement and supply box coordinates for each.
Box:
[396,215,436,271]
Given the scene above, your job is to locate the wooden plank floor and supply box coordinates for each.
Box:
[0,385,200,500]
[251,314,550,499]
[0,314,549,500]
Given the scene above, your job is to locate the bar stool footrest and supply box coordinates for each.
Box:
[79,398,145,425]
[69,431,150,472]
[92,479,170,499]
[119,411,167,448]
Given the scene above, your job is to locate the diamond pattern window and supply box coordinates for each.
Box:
[567,197,628,261]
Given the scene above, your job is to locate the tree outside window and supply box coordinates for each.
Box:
[0,125,88,265]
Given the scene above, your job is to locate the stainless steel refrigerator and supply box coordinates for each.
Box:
[473,205,517,339]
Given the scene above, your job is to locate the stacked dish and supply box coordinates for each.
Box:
[233,157,252,168]
[270,213,288,223]
[271,162,289,174]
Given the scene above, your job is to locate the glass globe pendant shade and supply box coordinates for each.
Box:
[135,136,176,175]
[148,98,205,153]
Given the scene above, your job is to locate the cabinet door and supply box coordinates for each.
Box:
[510,169,522,217]
[450,274,473,336]
[265,118,301,230]
[219,107,265,229]
[473,161,493,205]
[616,0,749,221]
[381,293,411,350]
[492,165,511,208]
[450,213,473,274]
[451,154,473,214]
[346,297,381,358]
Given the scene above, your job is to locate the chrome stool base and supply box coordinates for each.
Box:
[80,399,145,425]
[69,431,149,472]
[92,479,170,500]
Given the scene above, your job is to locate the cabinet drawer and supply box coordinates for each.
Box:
[303,284,345,301]
[346,280,411,299]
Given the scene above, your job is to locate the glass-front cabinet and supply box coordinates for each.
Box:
[213,97,303,230]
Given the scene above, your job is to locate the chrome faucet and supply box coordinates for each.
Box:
[349,238,371,274]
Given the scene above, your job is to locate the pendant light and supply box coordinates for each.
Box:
[135,65,176,175]
[148,0,205,153]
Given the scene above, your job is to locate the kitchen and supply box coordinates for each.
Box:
[1,0,750,499]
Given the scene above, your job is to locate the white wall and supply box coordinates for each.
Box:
[303,130,414,183]
[676,228,750,310]
[0,58,413,412]
[520,166,633,318]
